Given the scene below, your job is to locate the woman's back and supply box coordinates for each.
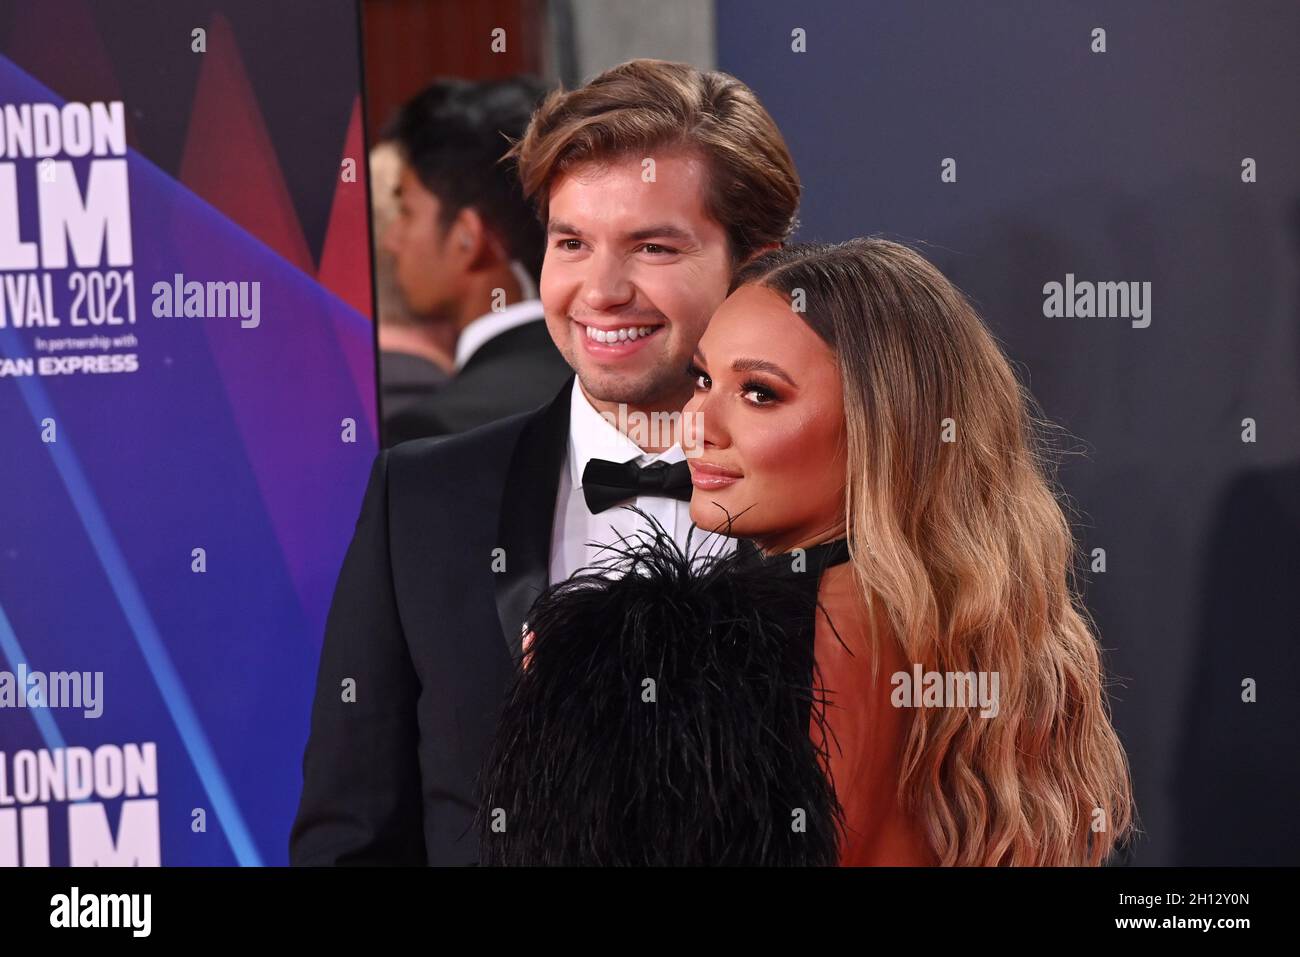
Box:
[762,536,937,865]
[813,562,935,865]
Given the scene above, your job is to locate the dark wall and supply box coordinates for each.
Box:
[718,0,1300,865]
[363,0,547,141]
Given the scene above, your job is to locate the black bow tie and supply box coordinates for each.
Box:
[581,457,693,514]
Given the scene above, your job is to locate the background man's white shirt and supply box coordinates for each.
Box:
[454,299,546,369]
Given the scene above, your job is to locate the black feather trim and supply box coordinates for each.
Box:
[474,507,846,865]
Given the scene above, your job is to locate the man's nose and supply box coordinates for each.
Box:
[381,221,400,256]
[581,252,634,311]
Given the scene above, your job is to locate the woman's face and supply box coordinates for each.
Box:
[683,283,848,553]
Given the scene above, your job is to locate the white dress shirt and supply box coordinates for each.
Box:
[454,299,546,370]
[548,379,734,584]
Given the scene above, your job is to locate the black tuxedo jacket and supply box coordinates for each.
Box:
[382,319,571,446]
[289,376,574,865]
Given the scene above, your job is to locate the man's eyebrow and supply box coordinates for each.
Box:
[627,224,695,243]
[546,221,696,243]
[732,357,797,387]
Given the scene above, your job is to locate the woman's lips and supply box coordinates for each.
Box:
[688,460,742,491]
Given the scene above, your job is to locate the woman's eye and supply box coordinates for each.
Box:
[742,382,777,405]
[687,364,710,390]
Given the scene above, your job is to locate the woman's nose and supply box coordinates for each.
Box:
[684,390,728,453]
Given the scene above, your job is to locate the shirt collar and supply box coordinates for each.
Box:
[454,298,546,370]
[567,379,686,488]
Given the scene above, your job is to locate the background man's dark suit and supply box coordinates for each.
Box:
[382,319,571,446]
[290,377,573,865]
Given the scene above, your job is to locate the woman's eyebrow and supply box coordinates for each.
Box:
[731,357,796,387]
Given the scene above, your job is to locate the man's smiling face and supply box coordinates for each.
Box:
[539,151,733,416]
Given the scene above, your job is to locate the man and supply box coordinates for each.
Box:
[290,59,800,865]
[378,77,571,445]
[370,140,454,419]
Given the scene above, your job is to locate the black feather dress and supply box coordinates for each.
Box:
[474,509,853,866]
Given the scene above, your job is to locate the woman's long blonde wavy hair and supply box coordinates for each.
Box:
[733,239,1134,866]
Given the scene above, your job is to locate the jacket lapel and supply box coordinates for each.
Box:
[493,376,573,659]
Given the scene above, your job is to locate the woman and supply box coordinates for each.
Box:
[477,238,1135,866]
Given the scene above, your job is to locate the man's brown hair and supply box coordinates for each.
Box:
[508,58,800,264]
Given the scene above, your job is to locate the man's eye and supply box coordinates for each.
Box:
[640,243,677,255]
[556,239,583,252]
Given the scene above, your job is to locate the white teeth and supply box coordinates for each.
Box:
[585,324,658,343]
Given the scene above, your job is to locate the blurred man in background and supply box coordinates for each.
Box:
[379,76,571,446]
[371,140,455,417]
